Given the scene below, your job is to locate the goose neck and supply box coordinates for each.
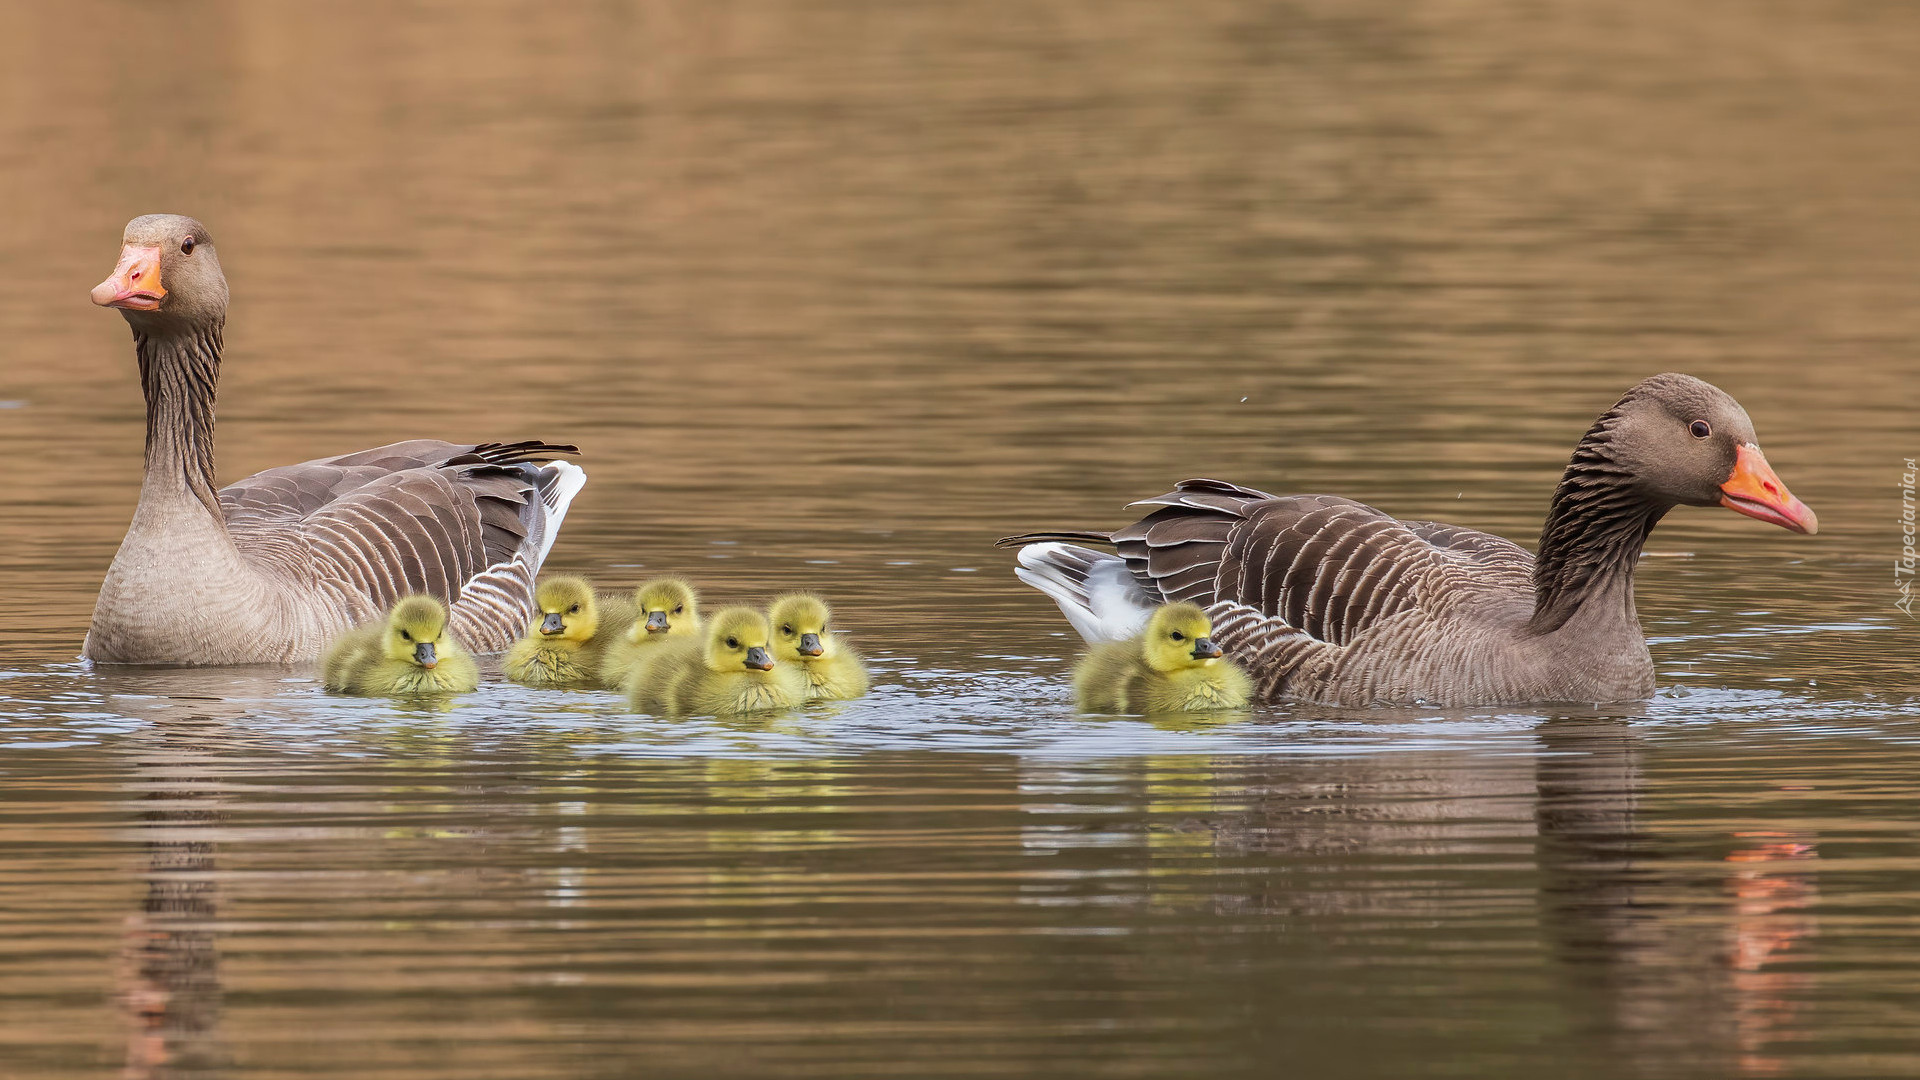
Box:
[133,320,224,521]
[1529,437,1668,636]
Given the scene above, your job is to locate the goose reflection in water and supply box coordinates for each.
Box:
[1014,716,1823,1075]
[119,715,228,1080]
[1534,719,1818,1077]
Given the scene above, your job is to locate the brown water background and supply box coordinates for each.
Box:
[0,1,1917,1077]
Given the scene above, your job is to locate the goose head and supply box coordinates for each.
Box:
[384,596,454,670]
[1140,603,1224,674]
[703,607,776,674]
[632,578,700,639]
[1598,373,1816,534]
[92,214,228,331]
[533,576,598,641]
[768,594,836,664]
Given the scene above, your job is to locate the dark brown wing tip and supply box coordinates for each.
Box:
[455,441,583,467]
[995,530,1115,549]
[1126,477,1279,506]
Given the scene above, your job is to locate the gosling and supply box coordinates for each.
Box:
[321,595,479,696]
[503,576,636,689]
[626,607,806,716]
[598,577,702,689]
[1073,603,1252,713]
[767,594,869,701]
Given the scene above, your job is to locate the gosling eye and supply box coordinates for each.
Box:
[1170,630,1184,641]
[400,629,412,641]
[673,605,683,614]
[725,637,739,650]
[569,604,581,614]
[1689,420,1712,439]
[781,624,793,635]
[180,236,196,256]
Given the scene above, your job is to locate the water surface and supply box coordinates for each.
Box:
[1,0,1916,1076]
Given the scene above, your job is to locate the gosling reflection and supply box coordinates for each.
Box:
[119,715,228,1080]
[1139,709,1250,732]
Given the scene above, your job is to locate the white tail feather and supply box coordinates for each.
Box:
[1014,542,1156,643]
[533,461,586,567]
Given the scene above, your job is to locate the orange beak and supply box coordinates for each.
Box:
[1720,444,1817,535]
[91,244,166,311]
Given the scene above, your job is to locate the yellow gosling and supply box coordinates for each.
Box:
[598,577,701,689]
[767,594,869,701]
[321,595,479,697]
[1073,603,1252,713]
[503,576,635,688]
[626,606,806,717]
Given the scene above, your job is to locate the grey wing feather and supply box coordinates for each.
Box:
[1109,479,1535,648]
[219,439,472,525]
[218,440,581,653]
[1399,520,1536,593]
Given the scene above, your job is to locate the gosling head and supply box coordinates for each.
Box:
[533,576,598,641]
[92,214,230,332]
[768,594,836,664]
[703,607,777,674]
[633,578,700,638]
[1140,603,1224,674]
[384,596,454,670]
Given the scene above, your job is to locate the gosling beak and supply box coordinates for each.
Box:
[413,641,438,669]
[744,646,774,671]
[1720,443,1818,535]
[92,244,166,311]
[1191,637,1223,660]
[645,611,670,633]
[540,612,567,636]
[799,632,824,657]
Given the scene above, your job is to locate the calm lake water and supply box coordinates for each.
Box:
[2,0,1918,1076]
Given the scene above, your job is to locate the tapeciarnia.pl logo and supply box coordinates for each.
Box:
[1899,458,1916,619]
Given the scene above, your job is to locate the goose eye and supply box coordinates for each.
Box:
[1170,630,1184,641]
[569,604,580,614]
[726,637,739,649]
[180,236,196,255]
[400,629,412,641]
[781,625,793,635]
[673,605,684,614]
[1689,420,1711,439]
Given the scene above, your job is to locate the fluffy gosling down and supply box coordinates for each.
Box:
[321,595,480,696]
[598,577,702,689]
[1074,603,1252,713]
[627,607,806,716]
[504,576,637,689]
[768,594,869,701]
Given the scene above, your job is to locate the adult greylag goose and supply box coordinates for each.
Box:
[1001,374,1816,707]
[84,213,584,665]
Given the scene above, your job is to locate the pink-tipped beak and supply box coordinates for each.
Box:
[92,244,166,311]
[1720,444,1818,535]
